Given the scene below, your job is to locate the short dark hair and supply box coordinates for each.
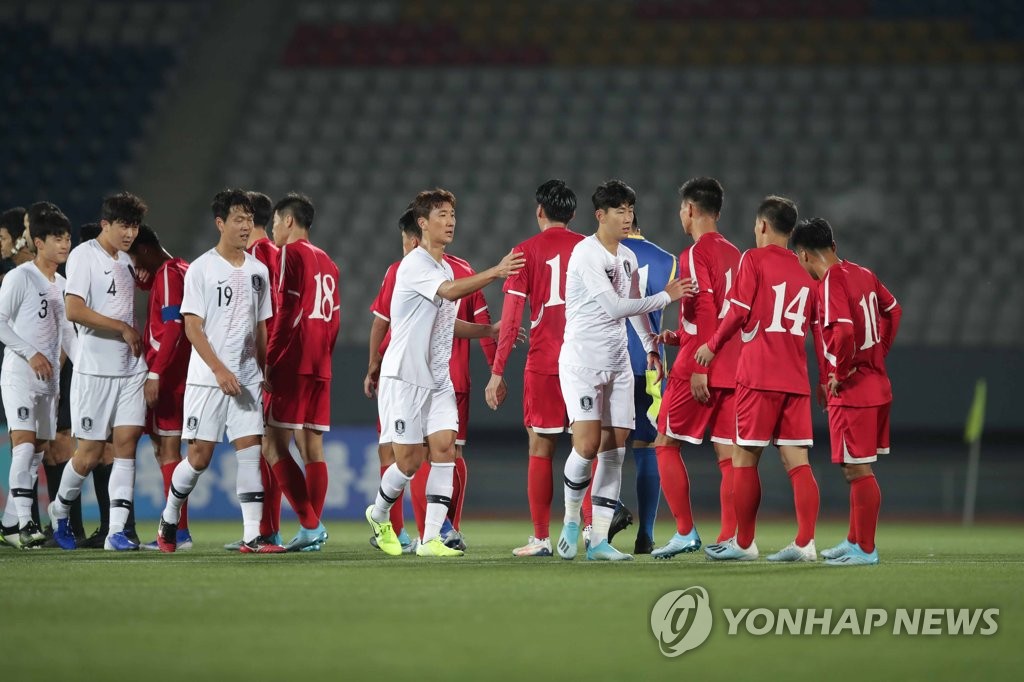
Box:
[79,223,101,242]
[791,218,834,252]
[412,188,456,223]
[101,192,147,226]
[757,195,798,236]
[212,189,254,221]
[536,179,576,224]
[130,224,162,252]
[679,177,724,216]
[28,201,62,230]
[1,207,26,235]
[31,210,72,244]
[247,192,273,228]
[273,192,315,230]
[592,179,636,211]
[399,205,421,239]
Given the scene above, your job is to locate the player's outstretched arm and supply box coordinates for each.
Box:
[436,250,525,302]
[184,313,240,396]
[65,294,142,357]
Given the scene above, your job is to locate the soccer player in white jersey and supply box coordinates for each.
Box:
[155,190,282,553]
[49,193,149,551]
[0,209,77,548]
[365,188,525,557]
[556,180,695,561]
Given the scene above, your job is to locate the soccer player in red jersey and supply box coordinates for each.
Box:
[263,193,336,551]
[793,217,901,566]
[129,225,195,550]
[650,177,742,558]
[484,180,585,557]
[696,196,821,562]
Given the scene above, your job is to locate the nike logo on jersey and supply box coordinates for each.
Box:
[38,292,46,296]
[218,279,228,284]
[104,270,112,274]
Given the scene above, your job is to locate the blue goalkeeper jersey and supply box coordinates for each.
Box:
[624,234,677,376]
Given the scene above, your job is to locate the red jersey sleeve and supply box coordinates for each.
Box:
[502,245,529,297]
[371,262,400,321]
[470,290,497,368]
[707,250,755,354]
[875,276,902,355]
[822,267,856,379]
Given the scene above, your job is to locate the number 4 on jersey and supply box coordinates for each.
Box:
[764,282,810,336]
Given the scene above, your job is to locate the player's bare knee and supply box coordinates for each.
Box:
[842,463,872,482]
[526,430,556,458]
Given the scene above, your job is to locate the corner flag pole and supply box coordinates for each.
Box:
[962,379,987,527]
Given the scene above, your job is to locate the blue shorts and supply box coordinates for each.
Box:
[631,375,658,443]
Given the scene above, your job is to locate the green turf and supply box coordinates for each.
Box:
[1,520,1021,681]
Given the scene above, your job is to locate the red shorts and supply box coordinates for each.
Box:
[146,387,185,437]
[828,403,890,464]
[456,391,469,445]
[267,376,331,432]
[657,375,735,445]
[734,385,813,448]
[523,371,568,434]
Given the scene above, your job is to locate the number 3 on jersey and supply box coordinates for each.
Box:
[764,282,810,336]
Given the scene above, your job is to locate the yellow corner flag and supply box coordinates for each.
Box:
[964,379,987,444]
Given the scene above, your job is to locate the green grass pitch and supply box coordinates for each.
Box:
[2,520,1020,681]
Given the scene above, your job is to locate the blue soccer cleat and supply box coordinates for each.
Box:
[440,517,454,537]
[286,522,328,552]
[825,544,879,566]
[557,522,580,560]
[704,538,758,561]
[48,502,77,551]
[586,539,634,561]
[651,528,703,559]
[104,531,140,551]
[821,539,856,560]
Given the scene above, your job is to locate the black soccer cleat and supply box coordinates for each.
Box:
[79,527,108,549]
[634,534,655,555]
[608,505,634,542]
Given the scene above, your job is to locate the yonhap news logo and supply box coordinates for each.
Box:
[651,586,1000,657]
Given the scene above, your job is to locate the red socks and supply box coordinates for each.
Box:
[271,457,318,529]
[161,462,188,530]
[527,455,553,540]
[787,464,820,547]
[382,464,405,535]
[450,458,468,530]
[259,457,281,536]
[305,461,328,519]
[581,459,597,527]
[654,445,694,535]
[733,465,761,549]
[410,462,429,540]
[850,474,880,553]
[847,485,858,544]
[717,458,736,542]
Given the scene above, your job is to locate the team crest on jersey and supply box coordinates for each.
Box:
[81,417,93,432]
[580,396,594,412]
[251,274,264,292]
[623,260,632,277]
[187,416,198,431]
[17,407,29,421]
[395,419,406,436]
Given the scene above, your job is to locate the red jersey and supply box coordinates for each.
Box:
[267,239,340,379]
[494,225,585,376]
[445,253,496,393]
[674,232,742,388]
[247,236,281,338]
[708,244,815,395]
[370,261,400,358]
[144,257,191,389]
[812,260,901,407]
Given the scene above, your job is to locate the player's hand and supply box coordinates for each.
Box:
[816,384,829,410]
[494,250,526,279]
[120,323,142,357]
[363,372,378,399]
[690,371,711,404]
[827,373,841,397]
[144,377,160,407]
[664,277,698,302]
[214,365,242,397]
[694,343,715,367]
[655,330,679,347]
[28,352,53,381]
[135,268,151,284]
[261,377,273,394]
[647,352,664,383]
[485,373,507,410]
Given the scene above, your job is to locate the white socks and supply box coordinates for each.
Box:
[423,462,454,543]
[8,443,34,526]
[371,463,412,523]
[590,448,625,546]
[235,445,263,543]
[108,458,135,534]
[162,458,202,524]
[563,449,592,525]
[53,460,88,519]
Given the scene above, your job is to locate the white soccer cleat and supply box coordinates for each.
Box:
[512,536,552,557]
[704,537,759,561]
[766,539,817,562]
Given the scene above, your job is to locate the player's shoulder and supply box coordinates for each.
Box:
[2,262,31,288]
[244,250,270,275]
[443,252,474,276]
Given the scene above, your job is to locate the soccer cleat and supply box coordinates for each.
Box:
[239,537,287,554]
[79,527,108,549]
[1,523,22,549]
[19,520,46,549]
[370,528,416,553]
[582,524,592,550]
[586,539,634,561]
[223,539,244,552]
[415,537,464,557]
[285,522,328,552]
[608,504,634,542]
[704,538,759,561]
[821,539,856,560]
[365,505,401,556]
[104,531,140,551]
[156,519,177,553]
[443,529,467,552]
[225,531,280,551]
[825,544,879,566]
[124,526,141,546]
[48,503,77,551]
[651,528,703,559]
[634,535,655,555]
[557,522,580,560]
[512,536,553,557]
[144,528,194,551]
[766,540,817,562]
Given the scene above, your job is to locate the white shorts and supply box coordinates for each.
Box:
[182,382,264,443]
[71,371,147,440]
[377,377,458,445]
[558,364,635,429]
[2,384,57,440]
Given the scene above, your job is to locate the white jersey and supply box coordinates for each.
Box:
[64,239,146,376]
[560,235,667,373]
[379,246,456,390]
[180,248,272,388]
[0,261,77,395]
